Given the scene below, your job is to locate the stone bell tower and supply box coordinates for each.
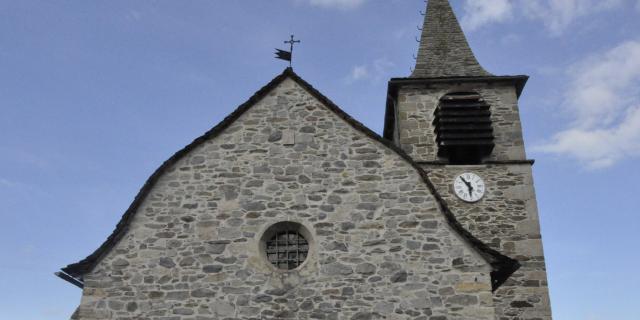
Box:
[384,0,553,319]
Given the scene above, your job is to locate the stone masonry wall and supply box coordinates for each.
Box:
[393,81,552,320]
[73,78,498,320]
[394,83,526,163]
[423,164,552,320]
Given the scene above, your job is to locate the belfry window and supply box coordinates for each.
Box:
[260,222,311,270]
[433,92,495,164]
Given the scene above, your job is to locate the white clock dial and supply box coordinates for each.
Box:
[453,172,485,203]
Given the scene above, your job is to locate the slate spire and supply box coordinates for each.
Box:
[412,0,491,78]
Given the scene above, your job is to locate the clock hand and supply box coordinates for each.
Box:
[460,177,473,198]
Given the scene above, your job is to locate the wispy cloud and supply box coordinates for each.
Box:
[462,0,513,31]
[522,0,623,35]
[0,178,16,188]
[0,147,51,170]
[345,58,394,84]
[125,10,142,21]
[462,0,623,35]
[347,65,369,82]
[534,40,640,169]
[303,0,366,10]
[20,244,36,256]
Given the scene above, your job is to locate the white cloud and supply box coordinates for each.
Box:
[345,58,394,84]
[535,40,640,169]
[536,107,640,168]
[563,41,640,127]
[305,0,365,10]
[462,0,513,31]
[522,0,623,35]
[348,65,369,82]
[462,0,623,35]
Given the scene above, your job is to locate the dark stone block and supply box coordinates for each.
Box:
[203,265,223,273]
[341,222,356,231]
[510,301,534,308]
[241,201,266,211]
[352,312,374,320]
[254,294,273,303]
[159,257,176,268]
[363,239,386,247]
[268,131,283,142]
[125,302,137,312]
[179,257,196,267]
[215,256,237,264]
[390,270,408,283]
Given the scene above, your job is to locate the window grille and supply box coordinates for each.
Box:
[265,230,309,270]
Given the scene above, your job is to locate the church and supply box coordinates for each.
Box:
[58,1,553,319]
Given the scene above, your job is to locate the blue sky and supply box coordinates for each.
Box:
[1,0,639,319]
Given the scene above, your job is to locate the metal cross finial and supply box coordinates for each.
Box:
[284,35,301,68]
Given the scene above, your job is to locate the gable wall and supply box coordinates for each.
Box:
[73,78,496,320]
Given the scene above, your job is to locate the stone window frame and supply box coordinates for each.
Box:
[258,221,315,272]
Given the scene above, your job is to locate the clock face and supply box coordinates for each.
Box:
[453,172,485,203]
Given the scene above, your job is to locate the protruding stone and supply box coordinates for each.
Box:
[159,257,176,268]
[241,201,266,211]
[352,312,374,320]
[125,302,137,312]
[355,263,376,275]
[254,294,273,303]
[326,241,348,252]
[363,239,386,247]
[203,265,223,273]
[190,155,205,165]
[390,270,408,283]
[112,258,129,268]
[510,301,534,308]
[192,288,216,298]
[207,242,228,254]
[268,131,283,142]
[446,294,478,306]
[323,262,353,275]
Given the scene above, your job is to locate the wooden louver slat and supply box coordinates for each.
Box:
[434,92,495,163]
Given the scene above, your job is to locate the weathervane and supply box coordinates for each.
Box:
[275,35,301,68]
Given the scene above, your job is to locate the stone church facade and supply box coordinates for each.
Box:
[59,1,553,319]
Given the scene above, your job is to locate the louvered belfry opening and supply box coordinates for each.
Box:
[434,92,495,164]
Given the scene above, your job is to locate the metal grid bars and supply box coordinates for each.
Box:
[265,230,309,270]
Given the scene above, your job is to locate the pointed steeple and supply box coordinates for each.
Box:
[412,0,491,78]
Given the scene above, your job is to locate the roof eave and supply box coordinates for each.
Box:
[390,75,529,97]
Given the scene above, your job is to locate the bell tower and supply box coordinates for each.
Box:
[384,0,553,319]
